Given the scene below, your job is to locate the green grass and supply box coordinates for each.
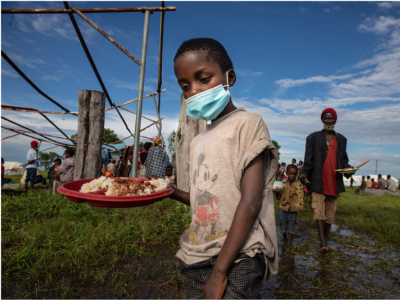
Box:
[335,188,400,247]
[2,190,190,298]
[2,186,399,298]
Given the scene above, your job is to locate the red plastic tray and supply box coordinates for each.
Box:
[58,177,174,208]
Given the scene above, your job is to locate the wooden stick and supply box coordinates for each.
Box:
[1,132,24,140]
[1,126,77,141]
[355,159,369,169]
[40,145,60,153]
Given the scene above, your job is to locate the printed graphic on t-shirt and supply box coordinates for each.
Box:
[187,152,228,245]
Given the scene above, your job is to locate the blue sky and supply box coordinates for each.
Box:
[1,1,400,178]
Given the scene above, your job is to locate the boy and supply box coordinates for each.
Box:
[165,165,176,188]
[275,164,308,248]
[52,159,61,194]
[169,38,278,299]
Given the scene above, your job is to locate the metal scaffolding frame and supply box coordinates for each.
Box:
[1,2,175,177]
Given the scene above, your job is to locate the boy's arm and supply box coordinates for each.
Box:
[170,188,190,206]
[204,153,264,299]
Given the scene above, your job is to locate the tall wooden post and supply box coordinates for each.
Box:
[74,90,105,180]
[174,94,206,192]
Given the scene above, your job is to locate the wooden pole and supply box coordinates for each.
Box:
[174,94,206,192]
[74,90,105,180]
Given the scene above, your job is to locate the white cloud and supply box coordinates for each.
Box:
[109,79,138,91]
[376,2,400,10]
[275,73,356,88]
[235,69,264,77]
[1,41,12,47]
[5,52,48,69]
[359,16,400,35]
[299,6,309,13]
[323,6,342,13]
[1,68,19,78]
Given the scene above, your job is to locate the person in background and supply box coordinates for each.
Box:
[298,160,303,168]
[137,142,153,167]
[165,165,176,188]
[1,158,12,186]
[386,175,396,192]
[145,138,170,179]
[300,108,353,254]
[377,174,386,190]
[355,176,366,194]
[350,176,355,189]
[56,148,76,183]
[138,151,148,178]
[366,175,372,188]
[371,178,378,189]
[292,158,297,166]
[52,159,62,194]
[279,162,288,182]
[24,141,39,190]
[275,164,309,248]
[107,160,116,177]
[102,158,105,176]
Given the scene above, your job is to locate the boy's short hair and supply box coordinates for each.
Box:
[166,165,172,169]
[387,174,391,179]
[55,158,61,164]
[286,164,298,173]
[174,38,234,73]
[367,175,370,179]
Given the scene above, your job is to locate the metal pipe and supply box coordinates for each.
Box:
[1,7,176,14]
[151,95,162,138]
[70,6,141,66]
[157,1,165,114]
[132,10,151,177]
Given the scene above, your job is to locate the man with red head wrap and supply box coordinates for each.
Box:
[25,140,39,190]
[300,108,352,253]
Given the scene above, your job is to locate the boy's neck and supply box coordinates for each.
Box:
[212,100,237,123]
[288,180,295,185]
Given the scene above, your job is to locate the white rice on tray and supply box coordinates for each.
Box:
[79,176,113,193]
[79,176,170,196]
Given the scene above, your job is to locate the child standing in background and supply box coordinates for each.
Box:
[275,164,309,248]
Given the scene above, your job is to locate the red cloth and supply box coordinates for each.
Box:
[321,108,337,121]
[371,182,378,189]
[55,165,60,169]
[322,137,338,197]
[0,166,4,181]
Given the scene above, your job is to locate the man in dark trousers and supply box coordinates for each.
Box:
[300,108,352,253]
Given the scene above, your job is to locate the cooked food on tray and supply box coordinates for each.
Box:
[79,176,170,196]
[80,176,113,193]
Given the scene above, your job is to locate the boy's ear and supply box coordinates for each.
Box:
[227,69,236,87]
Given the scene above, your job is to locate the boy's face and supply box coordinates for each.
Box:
[174,50,235,99]
[287,168,297,182]
[166,168,172,176]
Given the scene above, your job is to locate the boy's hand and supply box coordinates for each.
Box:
[299,174,306,182]
[204,270,228,299]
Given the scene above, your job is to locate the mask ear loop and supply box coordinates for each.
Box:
[225,71,231,96]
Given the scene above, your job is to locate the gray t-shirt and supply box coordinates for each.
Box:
[26,148,38,169]
[176,108,279,282]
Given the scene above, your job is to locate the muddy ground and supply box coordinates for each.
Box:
[262,220,400,299]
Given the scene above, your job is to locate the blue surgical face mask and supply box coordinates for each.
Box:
[184,72,231,121]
